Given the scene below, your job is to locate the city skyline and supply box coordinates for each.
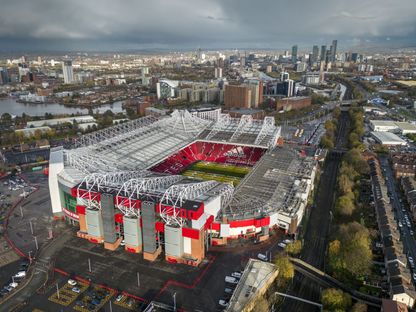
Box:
[0,0,415,52]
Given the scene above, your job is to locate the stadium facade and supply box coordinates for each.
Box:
[49,110,317,265]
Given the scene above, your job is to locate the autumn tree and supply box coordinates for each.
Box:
[321,288,352,312]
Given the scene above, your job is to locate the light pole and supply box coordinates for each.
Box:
[173,292,177,312]
[29,219,34,235]
[109,300,113,312]
[137,272,140,287]
[56,282,60,299]
[88,258,92,273]
[28,250,32,263]
[20,206,23,218]
[34,236,38,250]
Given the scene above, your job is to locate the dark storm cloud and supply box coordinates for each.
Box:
[0,0,415,51]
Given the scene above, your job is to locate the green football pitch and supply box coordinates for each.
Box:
[181,161,251,186]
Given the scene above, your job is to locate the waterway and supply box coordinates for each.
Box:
[0,98,125,116]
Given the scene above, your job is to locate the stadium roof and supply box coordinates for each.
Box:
[63,110,281,175]
[225,147,316,220]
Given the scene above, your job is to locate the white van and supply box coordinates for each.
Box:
[257,253,267,261]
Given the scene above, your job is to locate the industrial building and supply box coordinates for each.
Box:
[49,110,316,265]
[370,120,416,135]
[371,131,407,146]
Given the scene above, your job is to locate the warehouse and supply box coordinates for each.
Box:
[371,131,407,146]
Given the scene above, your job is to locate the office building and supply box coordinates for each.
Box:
[312,45,319,63]
[276,96,311,112]
[224,85,252,109]
[62,60,74,84]
[291,45,298,63]
[331,40,338,62]
[0,67,9,84]
[214,67,223,78]
[320,45,327,61]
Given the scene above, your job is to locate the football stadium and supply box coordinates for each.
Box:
[49,110,317,265]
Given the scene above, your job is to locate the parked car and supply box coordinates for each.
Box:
[225,276,238,284]
[219,300,228,307]
[115,294,124,302]
[68,279,77,286]
[278,242,286,248]
[72,287,81,293]
[257,253,267,261]
[231,272,242,279]
[224,288,234,294]
[14,271,26,278]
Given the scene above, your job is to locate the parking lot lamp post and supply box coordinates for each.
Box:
[109,300,113,312]
[137,272,140,287]
[29,220,34,235]
[28,251,32,263]
[56,283,60,299]
[88,258,92,273]
[34,236,38,250]
[173,292,177,311]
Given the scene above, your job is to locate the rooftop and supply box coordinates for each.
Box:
[226,259,278,312]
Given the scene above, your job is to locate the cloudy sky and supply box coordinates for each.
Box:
[0,0,415,52]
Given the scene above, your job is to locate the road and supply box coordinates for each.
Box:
[378,156,416,263]
[279,111,350,311]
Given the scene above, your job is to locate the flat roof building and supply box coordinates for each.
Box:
[371,131,407,146]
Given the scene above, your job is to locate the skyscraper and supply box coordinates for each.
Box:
[331,40,338,62]
[291,45,298,63]
[320,45,327,61]
[312,45,319,63]
[62,60,74,84]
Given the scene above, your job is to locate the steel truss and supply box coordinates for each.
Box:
[161,110,210,137]
[65,145,132,173]
[269,127,282,147]
[254,116,276,145]
[209,184,234,210]
[205,113,232,140]
[77,171,150,211]
[159,181,218,227]
[229,115,253,142]
[115,175,184,216]
[72,116,158,148]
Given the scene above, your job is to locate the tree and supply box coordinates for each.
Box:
[332,107,341,119]
[351,302,367,312]
[274,256,294,280]
[336,192,355,216]
[338,174,353,195]
[285,240,302,256]
[321,134,334,149]
[321,288,352,312]
[337,222,372,276]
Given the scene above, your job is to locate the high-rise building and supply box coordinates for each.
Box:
[312,45,319,63]
[224,85,252,109]
[331,40,338,62]
[0,67,9,85]
[291,45,298,63]
[214,67,223,79]
[62,60,74,84]
[320,45,327,61]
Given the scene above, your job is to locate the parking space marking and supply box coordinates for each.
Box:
[48,281,88,307]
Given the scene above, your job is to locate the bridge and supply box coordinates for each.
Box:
[290,258,382,308]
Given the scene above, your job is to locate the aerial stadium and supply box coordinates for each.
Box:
[48,110,317,266]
